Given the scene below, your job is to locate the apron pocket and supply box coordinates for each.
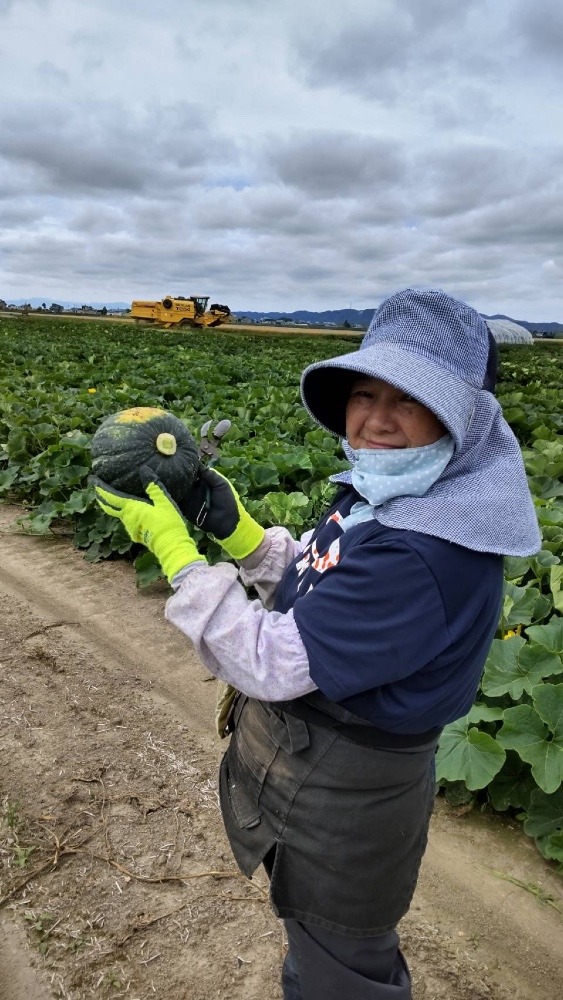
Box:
[219,751,262,830]
[233,701,280,789]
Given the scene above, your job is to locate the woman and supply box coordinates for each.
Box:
[94,288,540,999]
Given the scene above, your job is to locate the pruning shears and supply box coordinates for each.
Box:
[194,418,232,526]
[197,418,232,465]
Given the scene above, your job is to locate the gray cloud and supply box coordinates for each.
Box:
[514,0,563,62]
[192,186,315,236]
[36,61,70,86]
[264,131,405,198]
[456,185,563,247]
[0,156,42,199]
[414,142,527,218]
[292,0,489,101]
[67,205,129,236]
[0,100,234,195]
[0,201,42,227]
[0,0,48,13]
[293,15,411,101]
[420,85,508,132]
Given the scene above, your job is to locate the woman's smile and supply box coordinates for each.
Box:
[346,376,446,450]
[360,441,401,449]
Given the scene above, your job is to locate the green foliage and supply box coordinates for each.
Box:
[23,911,55,954]
[1,319,563,866]
[435,716,506,790]
[523,787,563,866]
[0,316,351,576]
[133,550,165,588]
[433,344,563,870]
[481,635,561,699]
[2,798,21,831]
[1,799,36,869]
[496,684,563,793]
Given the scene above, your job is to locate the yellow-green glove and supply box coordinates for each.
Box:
[182,466,265,561]
[91,471,206,583]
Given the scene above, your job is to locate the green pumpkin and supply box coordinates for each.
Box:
[91,407,200,508]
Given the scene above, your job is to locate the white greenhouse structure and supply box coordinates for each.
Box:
[484,318,534,344]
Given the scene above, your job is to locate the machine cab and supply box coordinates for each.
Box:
[190,296,209,316]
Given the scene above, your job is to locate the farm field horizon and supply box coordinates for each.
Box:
[3,309,562,342]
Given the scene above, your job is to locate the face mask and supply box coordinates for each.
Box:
[350,434,455,507]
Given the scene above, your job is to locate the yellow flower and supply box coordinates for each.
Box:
[503,625,522,639]
[87,388,97,394]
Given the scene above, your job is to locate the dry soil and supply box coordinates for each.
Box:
[0,504,562,1000]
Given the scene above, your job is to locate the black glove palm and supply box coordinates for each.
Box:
[183,465,240,539]
[182,466,265,560]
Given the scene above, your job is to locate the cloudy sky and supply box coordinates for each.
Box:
[1,0,562,317]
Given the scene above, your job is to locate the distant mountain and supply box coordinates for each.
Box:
[236,308,563,333]
[235,308,373,327]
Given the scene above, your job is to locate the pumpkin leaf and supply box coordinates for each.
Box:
[488,752,535,812]
[532,682,563,737]
[436,717,506,790]
[526,618,563,656]
[530,550,560,578]
[259,491,311,528]
[134,550,165,588]
[501,581,545,629]
[503,556,532,581]
[523,785,563,838]
[481,635,538,699]
[467,703,505,724]
[549,565,563,613]
[535,831,563,867]
[496,689,563,794]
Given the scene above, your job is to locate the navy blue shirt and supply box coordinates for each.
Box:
[274,489,503,734]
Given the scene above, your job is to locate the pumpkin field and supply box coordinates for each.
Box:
[0,313,562,1000]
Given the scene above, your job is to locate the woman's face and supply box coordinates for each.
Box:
[345,376,446,449]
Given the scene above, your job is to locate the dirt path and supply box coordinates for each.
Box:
[1,506,562,1000]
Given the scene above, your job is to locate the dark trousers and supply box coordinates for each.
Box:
[281,919,411,1000]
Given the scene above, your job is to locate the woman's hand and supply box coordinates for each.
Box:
[91,470,206,582]
[183,466,265,560]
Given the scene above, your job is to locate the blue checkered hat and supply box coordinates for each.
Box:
[301,288,489,448]
[300,288,540,555]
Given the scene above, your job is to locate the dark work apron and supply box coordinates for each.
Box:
[219,692,439,937]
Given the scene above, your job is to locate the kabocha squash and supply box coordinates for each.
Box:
[91,407,200,510]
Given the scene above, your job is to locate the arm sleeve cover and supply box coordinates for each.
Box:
[237,526,311,610]
[165,562,317,701]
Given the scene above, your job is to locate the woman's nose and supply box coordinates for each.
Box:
[364,400,397,431]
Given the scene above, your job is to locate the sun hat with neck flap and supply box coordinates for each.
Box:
[300,287,541,556]
[301,287,493,449]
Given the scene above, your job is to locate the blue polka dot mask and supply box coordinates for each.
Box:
[349,434,454,507]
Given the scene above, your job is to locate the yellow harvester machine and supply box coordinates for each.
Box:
[130,296,231,329]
